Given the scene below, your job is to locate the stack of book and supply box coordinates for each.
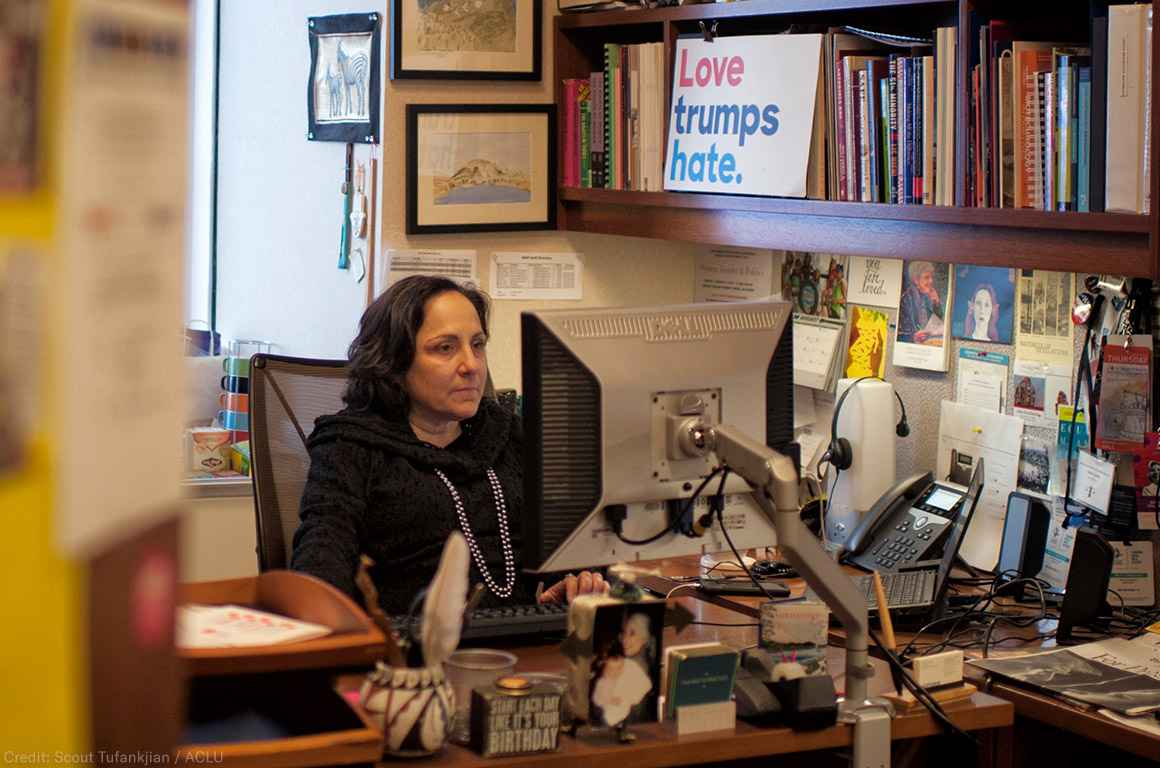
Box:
[562,42,666,191]
[965,4,1152,213]
[825,27,957,206]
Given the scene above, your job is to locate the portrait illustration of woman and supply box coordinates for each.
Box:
[964,283,1000,342]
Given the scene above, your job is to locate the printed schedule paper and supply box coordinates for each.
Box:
[792,317,843,390]
[490,252,583,300]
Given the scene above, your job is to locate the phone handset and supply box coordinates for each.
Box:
[841,472,933,557]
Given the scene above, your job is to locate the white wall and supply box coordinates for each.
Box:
[214,1,698,389]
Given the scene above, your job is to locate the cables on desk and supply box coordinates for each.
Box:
[611,467,724,546]
[712,468,779,602]
[868,628,978,745]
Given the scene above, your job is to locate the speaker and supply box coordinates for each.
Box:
[997,492,1051,600]
[1058,528,1114,643]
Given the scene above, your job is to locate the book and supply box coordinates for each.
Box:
[563,79,579,188]
[579,81,592,189]
[998,50,1014,207]
[1089,10,1109,211]
[663,642,739,718]
[1012,42,1063,208]
[591,71,606,188]
[1077,65,1091,211]
[177,604,332,649]
[1106,3,1151,213]
[603,44,619,189]
[937,26,956,206]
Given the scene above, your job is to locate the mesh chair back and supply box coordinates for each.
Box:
[249,354,347,571]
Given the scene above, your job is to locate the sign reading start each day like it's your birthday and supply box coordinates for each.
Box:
[663,33,823,198]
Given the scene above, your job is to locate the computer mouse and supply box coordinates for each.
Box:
[732,669,782,722]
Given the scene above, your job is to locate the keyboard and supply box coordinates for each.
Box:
[393,602,569,642]
[853,569,938,611]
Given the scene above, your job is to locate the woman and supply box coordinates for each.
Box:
[897,261,943,345]
[964,283,1000,342]
[291,275,604,613]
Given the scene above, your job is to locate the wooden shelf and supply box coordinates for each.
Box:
[554,0,1160,276]
[559,187,1153,275]
[557,0,952,30]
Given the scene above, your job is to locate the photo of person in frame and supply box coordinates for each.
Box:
[587,604,662,734]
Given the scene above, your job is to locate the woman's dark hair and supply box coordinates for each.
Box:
[344,275,490,413]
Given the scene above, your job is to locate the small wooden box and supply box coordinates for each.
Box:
[470,679,564,757]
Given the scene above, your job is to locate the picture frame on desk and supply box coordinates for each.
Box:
[390,0,541,80]
[405,104,556,234]
[306,13,383,143]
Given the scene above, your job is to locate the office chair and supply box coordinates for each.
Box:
[248,353,500,572]
[249,354,348,571]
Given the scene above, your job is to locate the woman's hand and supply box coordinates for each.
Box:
[538,571,609,604]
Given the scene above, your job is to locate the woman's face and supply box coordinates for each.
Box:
[621,617,649,657]
[915,269,935,295]
[404,291,487,424]
[972,288,993,328]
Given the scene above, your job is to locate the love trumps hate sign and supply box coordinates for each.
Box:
[664,34,823,198]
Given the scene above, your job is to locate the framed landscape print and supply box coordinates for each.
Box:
[391,0,541,80]
[406,104,555,234]
[307,13,382,143]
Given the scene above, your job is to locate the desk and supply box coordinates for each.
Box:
[331,555,1013,768]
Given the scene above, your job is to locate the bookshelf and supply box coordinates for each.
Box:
[554,0,1160,277]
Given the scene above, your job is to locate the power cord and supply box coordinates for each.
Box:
[868,628,979,745]
[712,467,779,601]
[609,467,724,546]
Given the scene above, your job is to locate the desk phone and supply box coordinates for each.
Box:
[843,472,968,573]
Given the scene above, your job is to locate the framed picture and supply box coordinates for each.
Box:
[406,104,555,234]
[390,0,541,80]
[307,13,382,143]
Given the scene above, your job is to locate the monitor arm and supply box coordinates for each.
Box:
[702,423,891,754]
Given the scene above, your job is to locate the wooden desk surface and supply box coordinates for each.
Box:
[335,555,1015,768]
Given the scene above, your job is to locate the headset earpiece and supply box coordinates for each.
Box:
[828,437,854,471]
[896,417,910,438]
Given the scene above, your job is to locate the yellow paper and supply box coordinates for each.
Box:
[844,306,889,378]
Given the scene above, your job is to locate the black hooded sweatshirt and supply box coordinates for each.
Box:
[290,398,536,614]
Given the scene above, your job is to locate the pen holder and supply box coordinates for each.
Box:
[360,661,455,757]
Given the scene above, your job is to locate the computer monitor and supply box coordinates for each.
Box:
[521,300,795,573]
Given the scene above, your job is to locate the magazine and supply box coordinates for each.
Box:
[969,633,1160,716]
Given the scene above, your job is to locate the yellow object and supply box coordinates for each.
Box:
[0,0,88,753]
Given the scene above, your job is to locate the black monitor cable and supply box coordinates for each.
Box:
[611,466,724,546]
[868,628,978,745]
[710,467,780,602]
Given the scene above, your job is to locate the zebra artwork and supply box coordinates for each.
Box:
[336,40,369,118]
[326,63,343,117]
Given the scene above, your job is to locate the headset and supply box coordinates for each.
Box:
[823,376,909,472]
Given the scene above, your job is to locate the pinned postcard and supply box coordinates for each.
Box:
[490,252,583,300]
[695,247,775,303]
[792,315,844,390]
[1011,360,1072,429]
[775,252,848,320]
[893,261,953,372]
[1014,270,1075,367]
[1095,336,1152,452]
[1052,406,1090,497]
[937,400,1024,570]
[843,306,889,378]
[955,349,1009,413]
[952,265,1016,344]
[1037,496,1078,592]
[1110,541,1156,607]
[847,257,902,308]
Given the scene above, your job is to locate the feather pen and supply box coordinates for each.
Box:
[354,555,407,667]
[421,532,470,668]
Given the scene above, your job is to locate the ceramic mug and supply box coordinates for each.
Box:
[217,409,249,432]
[360,662,454,757]
[222,357,249,377]
[220,375,249,394]
[218,392,248,413]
